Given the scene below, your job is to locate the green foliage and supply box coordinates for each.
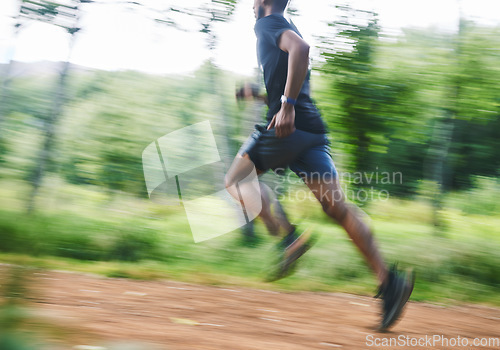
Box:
[448,247,500,287]
[0,268,35,350]
[0,334,34,350]
[318,7,429,196]
[317,8,500,195]
[19,0,82,33]
[0,209,162,262]
[445,177,500,215]
[107,230,161,262]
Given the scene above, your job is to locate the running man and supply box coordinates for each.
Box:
[225,0,414,331]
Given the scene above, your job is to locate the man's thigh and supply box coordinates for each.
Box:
[239,126,323,172]
[289,140,338,182]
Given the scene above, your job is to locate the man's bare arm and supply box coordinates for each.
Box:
[279,29,310,103]
[268,29,310,138]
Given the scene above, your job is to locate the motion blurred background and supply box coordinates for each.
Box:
[0,0,499,348]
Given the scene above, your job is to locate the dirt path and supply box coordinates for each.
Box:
[10,269,500,349]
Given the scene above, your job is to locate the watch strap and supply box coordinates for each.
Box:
[281,95,296,105]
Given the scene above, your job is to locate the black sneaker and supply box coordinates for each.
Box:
[265,227,317,282]
[375,265,415,331]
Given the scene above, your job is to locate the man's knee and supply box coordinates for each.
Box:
[224,173,234,190]
[322,200,348,224]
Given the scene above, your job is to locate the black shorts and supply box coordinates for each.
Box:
[238,124,337,181]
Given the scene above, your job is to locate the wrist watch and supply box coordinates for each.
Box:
[281,95,296,106]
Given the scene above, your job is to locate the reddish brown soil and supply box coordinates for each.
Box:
[5,269,500,350]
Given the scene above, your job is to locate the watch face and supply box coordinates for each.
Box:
[281,95,295,105]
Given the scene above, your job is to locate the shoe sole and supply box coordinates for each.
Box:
[378,270,415,331]
[265,229,317,282]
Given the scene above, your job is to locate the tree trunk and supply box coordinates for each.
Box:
[26,59,71,214]
[427,111,455,231]
[0,12,22,161]
[426,16,464,234]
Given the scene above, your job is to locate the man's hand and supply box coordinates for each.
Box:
[236,83,269,106]
[267,103,295,138]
